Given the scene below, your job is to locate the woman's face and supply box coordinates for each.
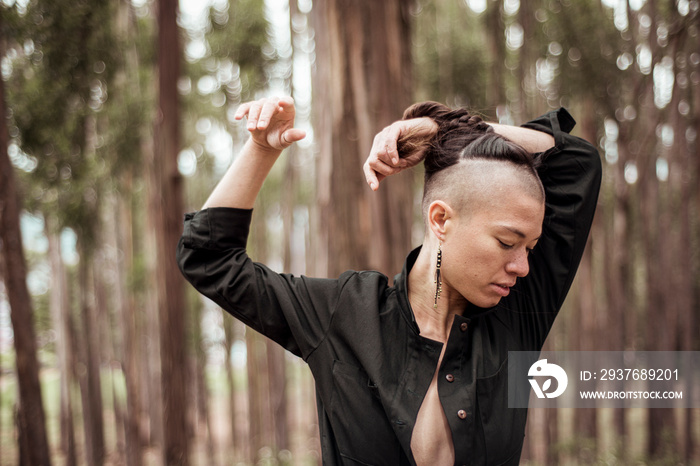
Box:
[440,182,545,309]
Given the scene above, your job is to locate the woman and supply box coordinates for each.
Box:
[177,96,601,465]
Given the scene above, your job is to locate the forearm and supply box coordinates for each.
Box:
[203,138,281,210]
[488,123,555,153]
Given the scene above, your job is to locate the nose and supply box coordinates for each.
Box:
[506,250,530,277]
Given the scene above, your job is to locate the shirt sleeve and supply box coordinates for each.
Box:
[503,108,602,349]
[176,207,345,359]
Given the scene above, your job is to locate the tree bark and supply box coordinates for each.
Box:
[93,246,126,462]
[223,317,242,460]
[113,0,145,460]
[246,329,268,462]
[153,0,189,463]
[75,249,105,466]
[0,50,52,466]
[573,240,597,458]
[192,300,216,464]
[113,186,143,466]
[311,0,414,278]
[46,219,77,466]
[266,339,288,453]
[486,0,506,109]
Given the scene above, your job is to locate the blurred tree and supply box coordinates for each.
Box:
[46,216,76,466]
[2,0,122,463]
[152,0,189,463]
[311,0,415,278]
[412,1,489,109]
[179,0,276,461]
[108,0,155,463]
[0,12,52,465]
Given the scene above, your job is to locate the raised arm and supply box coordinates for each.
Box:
[178,96,343,359]
[488,123,554,154]
[203,96,305,209]
[363,116,554,191]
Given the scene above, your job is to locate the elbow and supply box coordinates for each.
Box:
[576,139,603,191]
[176,236,201,286]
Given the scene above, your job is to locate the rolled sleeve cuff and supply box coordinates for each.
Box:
[521,107,576,148]
[181,207,253,250]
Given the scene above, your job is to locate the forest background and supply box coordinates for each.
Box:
[0,0,698,464]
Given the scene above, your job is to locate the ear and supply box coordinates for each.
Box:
[427,200,453,240]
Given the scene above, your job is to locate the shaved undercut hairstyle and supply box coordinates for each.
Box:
[397,102,545,224]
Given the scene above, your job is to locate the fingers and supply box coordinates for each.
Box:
[363,121,413,191]
[233,101,253,120]
[256,98,282,130]
[381,125,402,165]
[370,126,400,166]
[234,97,293,130]
[277,95,295,109]
[363,156,406,191]
[363,161,381,191]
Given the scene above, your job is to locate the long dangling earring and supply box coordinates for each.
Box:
[434,241,442,309]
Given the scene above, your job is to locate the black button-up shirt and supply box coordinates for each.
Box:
[177,108,602,465]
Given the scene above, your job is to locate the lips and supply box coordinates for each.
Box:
[491,283,514,297]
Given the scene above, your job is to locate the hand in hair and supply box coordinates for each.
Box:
[363,117,438,191]
[234,96,306,153]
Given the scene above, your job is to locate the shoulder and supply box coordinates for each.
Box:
[336,269,391,299]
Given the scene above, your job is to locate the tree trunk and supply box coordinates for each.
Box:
[113,186,143,466]
[573,241,597,458]
[486,0,506,110]
[0,52,52,466]
[266,339,288,453]
[76,249,106,466]
[435,0,454,103]
[515,0,534,121]
[606,133,630,450]
[113,0,146,460]
[223,317,242,460]
[192,300,216,464]
[246,329,268,462]
[47,219,78,466]
[153,0,189,463]
[93,247,126,461]
[141,132,165,450]
[311,0,414,279]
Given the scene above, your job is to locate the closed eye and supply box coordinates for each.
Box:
[498,240,514,249]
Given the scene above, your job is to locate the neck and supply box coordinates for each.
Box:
[408,244,467,343]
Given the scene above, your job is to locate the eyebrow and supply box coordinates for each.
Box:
[498,225,541,241]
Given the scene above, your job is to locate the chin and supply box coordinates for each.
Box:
[471,296,502,309]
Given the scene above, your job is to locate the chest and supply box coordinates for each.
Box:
[309,299,527,465]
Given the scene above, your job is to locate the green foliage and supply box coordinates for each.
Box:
[208,0,270,78]
[542,0,625,108]
[3,0,120,250]
[180,0,274,207]
[412,1,489,108]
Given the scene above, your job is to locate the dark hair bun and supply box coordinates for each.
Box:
[402,102,491,134]
[398,102,494,172]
